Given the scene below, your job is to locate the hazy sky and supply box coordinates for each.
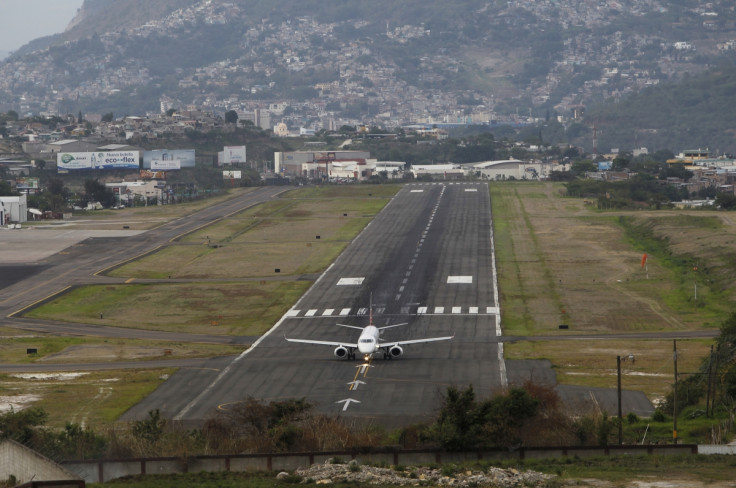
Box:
[0,0,84,54]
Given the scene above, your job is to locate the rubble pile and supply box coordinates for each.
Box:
[279,459,556,487]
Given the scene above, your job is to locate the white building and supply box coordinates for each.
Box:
[410,164,464,179]
[105,180,163,206]
[0,194,28,224]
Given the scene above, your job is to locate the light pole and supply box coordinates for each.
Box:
[673,339,678,445]
[617,355,623,445]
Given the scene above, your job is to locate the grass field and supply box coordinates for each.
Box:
[11,181,735,431]
[0,369,174,426]
[491,181,733,407]
[10,185,399,427]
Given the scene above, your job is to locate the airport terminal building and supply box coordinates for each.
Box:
[274,150,404,181]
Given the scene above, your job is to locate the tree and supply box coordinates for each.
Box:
[429,385,539,450]
[101,112,114,123]
[224,110,239,124]
[715,193,736,210]
[0,180,18,196]
[83,179,116,208]
[0,407,48,444]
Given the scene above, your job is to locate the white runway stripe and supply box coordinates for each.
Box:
[282,306,501,317]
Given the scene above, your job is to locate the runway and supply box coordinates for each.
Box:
[123,182,508,426]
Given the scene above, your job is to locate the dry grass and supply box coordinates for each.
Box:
[491,181,732,402]
[25,282,311,335]
[491,182,733,335]
[0,369,171,425]
[505,338,712,403]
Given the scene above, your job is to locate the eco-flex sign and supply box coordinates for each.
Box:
[57,151,140,171]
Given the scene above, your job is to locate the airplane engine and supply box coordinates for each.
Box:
[388,345,404,358]
[334,346,349,359]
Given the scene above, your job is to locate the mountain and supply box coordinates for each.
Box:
[1,0,735,152]
[582,64,736,155]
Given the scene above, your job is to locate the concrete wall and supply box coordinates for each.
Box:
[699,444,736,455]
[63,444,701,484]
[0,440,80,485]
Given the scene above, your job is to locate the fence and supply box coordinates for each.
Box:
[63,444,700,484]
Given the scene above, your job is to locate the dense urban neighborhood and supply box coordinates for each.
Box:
[1,0,735,151]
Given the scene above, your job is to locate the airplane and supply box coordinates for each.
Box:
[284,300,453,361]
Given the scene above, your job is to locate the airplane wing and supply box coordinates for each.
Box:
[284,337,358,348]
[378,323,407,331]
[378,335,454,347]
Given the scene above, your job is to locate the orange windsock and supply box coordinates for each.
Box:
[641,253,648,268]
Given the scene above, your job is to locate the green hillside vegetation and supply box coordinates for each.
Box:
[583,64,736,154]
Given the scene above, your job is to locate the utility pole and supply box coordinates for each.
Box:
[705,345,714,417]
[710,344,721,417]
[673,339,678,445]
[617,355,623,445]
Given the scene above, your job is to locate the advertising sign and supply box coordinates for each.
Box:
[223,146,246,165]
[57,151,139,171]
[151,159,181,171]
[140,170,167,180]
[16,177,40,190]
[58,152,93,171]
[223,171,242,179]
[143,149,195,169]
[94,151,139,169]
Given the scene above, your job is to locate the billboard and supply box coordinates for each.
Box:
[223,146,246,164]
[151,159,181,171]
[16,177,40,190]
[140,170,167,180]
[57,151,139,171]
[143,149,195,169]
[95,151,139,169]
[223,170,242,179]
[58,152,93,170]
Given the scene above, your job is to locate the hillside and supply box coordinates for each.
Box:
[581,64,736,154]
[1,0,735,153]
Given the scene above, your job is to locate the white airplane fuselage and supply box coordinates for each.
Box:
[357,325,380,355]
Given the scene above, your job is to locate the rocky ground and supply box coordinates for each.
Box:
[280,460,554,487]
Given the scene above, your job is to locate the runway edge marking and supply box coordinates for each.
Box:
[488,185,508,388]
[173,262,336,420]
[173,188,404,420]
